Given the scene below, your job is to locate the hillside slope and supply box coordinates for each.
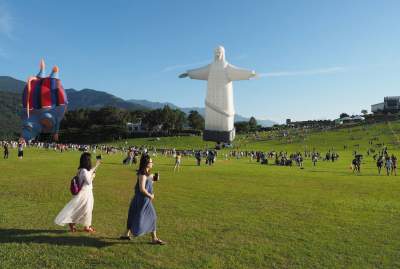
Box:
[112,121,399,153]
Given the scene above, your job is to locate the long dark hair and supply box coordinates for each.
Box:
[79,152,92,170]
[137,154,151,175]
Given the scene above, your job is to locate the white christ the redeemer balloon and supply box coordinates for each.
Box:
[179,46,257,143]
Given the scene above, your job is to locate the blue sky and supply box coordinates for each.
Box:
[0,0,399,123]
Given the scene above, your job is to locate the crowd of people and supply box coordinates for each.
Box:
[2,139,399,177]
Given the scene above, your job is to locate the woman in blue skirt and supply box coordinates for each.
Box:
[120,154,165,244]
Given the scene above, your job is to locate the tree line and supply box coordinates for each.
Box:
[61,106,205,131]
[58,106,206,143]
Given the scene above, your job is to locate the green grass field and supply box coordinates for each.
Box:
[1,121,400,268]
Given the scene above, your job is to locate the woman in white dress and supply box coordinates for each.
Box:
[55,152,100,232]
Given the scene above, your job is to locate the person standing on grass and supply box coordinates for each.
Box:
[385,156,392,176]
[3,143,9,159]
[174,152,181,172]
[391,154,397,176]
[17,141,24,159]
[312,154,318,167]
[249,152,254,162]
[207,150,215,165]
[352,157,361,173]
[120,154,165,245]
[298,154,304,167]
[195,151,201,166]
[128,149,135,166]
[55,152,101,233]
[377,156,383,175]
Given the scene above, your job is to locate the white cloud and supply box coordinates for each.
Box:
[259,66,346,77]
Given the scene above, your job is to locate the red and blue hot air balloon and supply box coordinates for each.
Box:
[21,59,68,142]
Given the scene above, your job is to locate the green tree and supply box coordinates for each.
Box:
[161,105,174,131]
[235,121,250,133]
[143,109,164,131]
[249,116,258,131]
[160,106,187,132]
[187,110,205,130]
[172,109,186,131]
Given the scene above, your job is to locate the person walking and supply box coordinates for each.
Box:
[377,156,383,175]
[352,157,361,173]
[3,143,9,159]
[195,151,201,166]
[391,154,397,176]
[385,156,393,176]
[120,154,165,245]
[174,152,181,172]
[55,152,101,232]
[128,150,135,166]
[312,155,318,167]
[17,141,24,159]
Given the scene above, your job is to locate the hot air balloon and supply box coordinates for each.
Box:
[21,59,68,142]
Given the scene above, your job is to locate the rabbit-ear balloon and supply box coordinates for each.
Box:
[21,59,68,142]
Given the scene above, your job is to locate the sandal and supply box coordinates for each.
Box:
[151,238,166,245]
[68,223,77,233]
[119,235,132,241]
[84,226,96,233]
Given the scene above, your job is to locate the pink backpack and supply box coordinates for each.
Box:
[70,170,83,195]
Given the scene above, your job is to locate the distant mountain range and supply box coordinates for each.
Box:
[0,76,276,127]
[66,89,148,111]
[0,76,26,93]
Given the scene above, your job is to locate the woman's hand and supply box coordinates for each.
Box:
[149,194,154,201]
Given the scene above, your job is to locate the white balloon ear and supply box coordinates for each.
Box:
[40,59,45,70]
[37,59,46,78]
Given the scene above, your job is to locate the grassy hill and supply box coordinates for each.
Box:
[111,121,399,154]
[1,122,400,268]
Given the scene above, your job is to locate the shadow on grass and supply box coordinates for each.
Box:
[0,228,120,248]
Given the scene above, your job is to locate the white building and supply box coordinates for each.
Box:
[371,102,384,113]
[127,121,144,133]
[371,96,400,113]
